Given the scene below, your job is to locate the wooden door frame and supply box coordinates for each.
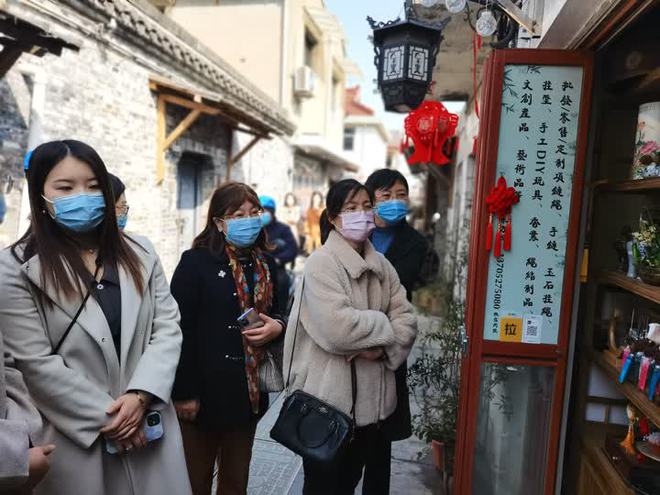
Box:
[454,49,593,495]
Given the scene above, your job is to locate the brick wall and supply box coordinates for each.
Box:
[0,72,31,249]
[0,15,231,277]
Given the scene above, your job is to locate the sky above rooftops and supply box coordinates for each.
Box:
[326,0,466,136]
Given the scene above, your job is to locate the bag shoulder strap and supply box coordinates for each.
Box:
[285,276,357,425]
[52,264,100,355]
[284,276,304,390]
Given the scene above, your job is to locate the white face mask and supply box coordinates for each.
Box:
[338,210,376,243]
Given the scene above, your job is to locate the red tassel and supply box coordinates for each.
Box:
[486,214,493,251]
[504,216,512,251]
[494,222,503,258]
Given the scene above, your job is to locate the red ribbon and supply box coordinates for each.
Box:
[485,176,519,257]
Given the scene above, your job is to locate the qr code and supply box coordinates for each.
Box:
[526,325,538,336]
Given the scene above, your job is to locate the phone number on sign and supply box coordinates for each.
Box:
[491,256,504,336]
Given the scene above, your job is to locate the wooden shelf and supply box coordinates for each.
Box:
[592,177,660,193]
[579,424,635,495]
[590,350,660,427]
[597,271,660,305]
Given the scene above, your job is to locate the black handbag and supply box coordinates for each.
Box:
[270,277,357,465]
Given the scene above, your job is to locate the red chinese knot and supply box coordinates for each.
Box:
[485,176,519,258]
[403,101,459,166]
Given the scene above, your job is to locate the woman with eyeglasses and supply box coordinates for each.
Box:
[283,179,417,494]
[171,181,285,495]
[109,174,129,231]
[0,140,191,494]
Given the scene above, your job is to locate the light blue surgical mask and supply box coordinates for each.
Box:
[225,216,262,248]
[43,193,106,232]
[376,200,409,225]
[117,213,128,231]
[261,211,273,227]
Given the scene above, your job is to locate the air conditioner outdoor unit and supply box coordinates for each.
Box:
[294,66,315,98]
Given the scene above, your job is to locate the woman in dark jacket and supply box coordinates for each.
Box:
[363,169,429,494]
[171,181,285,495]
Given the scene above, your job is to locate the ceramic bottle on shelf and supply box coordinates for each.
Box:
[632,101,660,179]
[626,240,637,278]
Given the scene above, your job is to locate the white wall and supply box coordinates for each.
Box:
[232,133,295,207]
[344,125,388,182]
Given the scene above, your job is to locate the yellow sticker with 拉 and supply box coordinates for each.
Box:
[499,316,523,343]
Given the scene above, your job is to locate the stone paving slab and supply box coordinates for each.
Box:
[248,440,302,495]
[254,393,284,441]
[249,393,303,495]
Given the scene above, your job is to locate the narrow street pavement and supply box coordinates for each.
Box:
[246,315,446,495]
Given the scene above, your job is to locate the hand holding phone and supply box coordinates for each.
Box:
[237,308,264,330]
[105,411,163,454]
[239,310,283,347]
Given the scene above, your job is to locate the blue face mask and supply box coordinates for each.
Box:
[117,213,128,231]
[376,200,409,225]
[44,193,106,232]
[261,211,273,227]
[225,217,263,248]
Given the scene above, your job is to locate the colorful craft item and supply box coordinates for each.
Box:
[620,404,640,456]
[402,101,459,166]
[485,176,520,257]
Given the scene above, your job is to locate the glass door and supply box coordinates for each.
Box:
[472,361,555,495]
[454,49,593,495]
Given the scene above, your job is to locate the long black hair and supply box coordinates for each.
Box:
[12,140,144,298]
[319,179,374,244]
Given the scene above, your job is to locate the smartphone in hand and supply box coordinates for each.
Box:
[105,411,164,454]
[237,308,264,330]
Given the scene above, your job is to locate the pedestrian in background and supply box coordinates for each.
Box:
[283,178,417,494]
[363,169,428,494]
[280,192,303,248]
[0,190,6,225]
[0,140,191,494]
[109,173,129,231]
[304,191,324,254]
[260,195,297,313]
[171,182,285,495]
[0,329,53,494]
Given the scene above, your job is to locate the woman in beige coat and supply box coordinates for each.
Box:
[283,179,417,494]
[0,140,191,494]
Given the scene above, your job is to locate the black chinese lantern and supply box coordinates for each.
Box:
[367,12,449,113]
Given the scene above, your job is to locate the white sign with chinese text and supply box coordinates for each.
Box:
[484,64,584,345]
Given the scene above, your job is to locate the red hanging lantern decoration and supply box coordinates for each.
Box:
[485,176,519,258]
[403,101,459,166]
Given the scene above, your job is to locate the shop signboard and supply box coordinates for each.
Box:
[454,49,593,495]
[483,63,584,345]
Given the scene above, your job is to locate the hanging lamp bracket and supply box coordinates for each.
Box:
[495,0,539,35]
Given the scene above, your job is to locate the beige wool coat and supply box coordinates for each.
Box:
[0,235,191,495]
[283,230,417,427]
[0,330,43,491]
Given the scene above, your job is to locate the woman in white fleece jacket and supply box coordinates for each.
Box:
[283,179,417,494]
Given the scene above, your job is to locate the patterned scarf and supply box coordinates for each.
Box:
[225,243,273,414]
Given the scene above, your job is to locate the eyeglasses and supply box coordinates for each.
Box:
[116,205,130,215]
[223,211,263,221]
[340,206,375,214]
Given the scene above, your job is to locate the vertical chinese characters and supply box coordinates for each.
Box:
[483,64,583,344]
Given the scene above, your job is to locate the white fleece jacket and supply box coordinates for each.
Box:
[283,230,417,427]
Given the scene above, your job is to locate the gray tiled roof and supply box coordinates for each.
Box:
[61,0,295,136]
